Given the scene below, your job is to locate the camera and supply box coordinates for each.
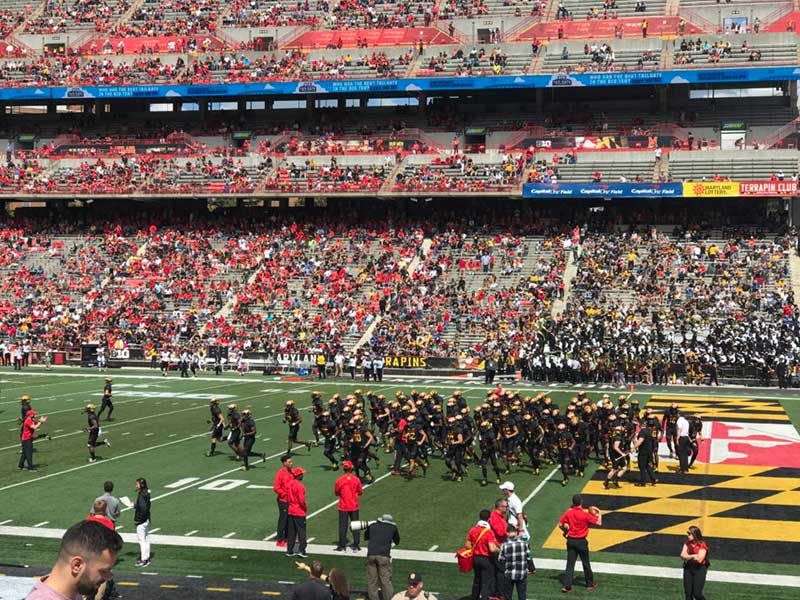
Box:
[350,520,376,532]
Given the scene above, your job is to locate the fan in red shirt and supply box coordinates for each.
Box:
[558,494,602,593]
[87,499,115,531]
[272,455,294,548]
[334,460,363,552]
[286,467,308,558]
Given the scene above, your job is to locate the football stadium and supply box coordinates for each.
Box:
[2,0,800,598]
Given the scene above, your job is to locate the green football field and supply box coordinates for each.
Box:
[1,367,800,599]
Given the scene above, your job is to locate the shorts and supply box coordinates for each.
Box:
[88,433,99,447]
[612,454,627,469]
[160,361,168,370]
[288,424,300,441]
[228,429,241,445]
[212,424,224,440]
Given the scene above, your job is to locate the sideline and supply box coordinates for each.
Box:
[1,525,797,589]
[5,370,800,401]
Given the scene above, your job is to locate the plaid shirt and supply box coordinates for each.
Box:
[498,537,529,581]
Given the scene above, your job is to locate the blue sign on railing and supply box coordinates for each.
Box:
[3,66,797,102]
[523,182,684,198]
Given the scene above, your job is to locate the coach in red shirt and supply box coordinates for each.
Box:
[18,409,46,471]
[334,460,363,552]
[558,494,602,593]
[466,509,499,600]
[273,455,294,547]
[286,467,308,558]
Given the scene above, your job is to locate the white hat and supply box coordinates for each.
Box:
[499,481,514,491]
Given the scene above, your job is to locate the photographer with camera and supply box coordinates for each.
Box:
[359,514,400,600]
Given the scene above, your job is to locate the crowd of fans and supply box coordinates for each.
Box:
[394,153,524,192]
[23,0,132,34]
[1,208,798,385]
[673,38,762,65]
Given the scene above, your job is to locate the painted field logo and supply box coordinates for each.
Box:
[543,395,800,565]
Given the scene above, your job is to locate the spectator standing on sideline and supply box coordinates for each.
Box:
[558,494,601,593]
[287,467,308,558]
[295,561,350,600]
[134,478,151,568]
[390,573,437,600]
[93,481,121,524]
[290,561,330,600]
[365,514,400,600]
[498,526,529,600]
[489,498,509,597]
[334,460,363,552]
[274,455,294,548]
[465,509,499,600]
[25,520,123,600]
[680,526,709,600]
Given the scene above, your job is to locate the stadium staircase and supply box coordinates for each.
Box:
[789,251,800,303]
[550,245,579,317]
[10,0,45,36]
[350,237,432,354]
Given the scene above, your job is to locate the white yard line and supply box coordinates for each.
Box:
[223,532,237,538]
[184,530,199,537]
[2,525,797,589]
[521,467,560,508]
[32,521,49,528]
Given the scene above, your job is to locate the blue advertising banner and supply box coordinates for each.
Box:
[11,66,799,102]
[523,182,684,198]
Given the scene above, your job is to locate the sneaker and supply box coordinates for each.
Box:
[390,470,402,476]
[332,463,339,471]
[333,547,346,552]
[276,540,288,548]
[89,458,97,463]
[561,588,572,593]
[285,552,297,558]
[587,583,598,591]
[350,546,361,553]
[480,479,487,486]
[561,479,568,487]
[297,553,308,559]
[603,480,610,490]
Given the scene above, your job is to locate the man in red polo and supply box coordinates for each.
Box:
[334,460,363,552]
[272,455,294,548]
[286,467,308,558]
[466,509,499,600]
[488,498,509,597]
[558,494,602,593]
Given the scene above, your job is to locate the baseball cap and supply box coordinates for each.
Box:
[342,460,354,470]
[26,409,36,417]
[408,573,423,586]
[293,467,307,476]
[499,481,515,491]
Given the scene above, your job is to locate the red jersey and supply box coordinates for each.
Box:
[287,478,307,517]
[559,506,599,539]
[334,473,363,512]
[20,417,35,441]
[489,510,508,544]
[466,525,497,557]
[86,515,115,531]
[273,466,294,503]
